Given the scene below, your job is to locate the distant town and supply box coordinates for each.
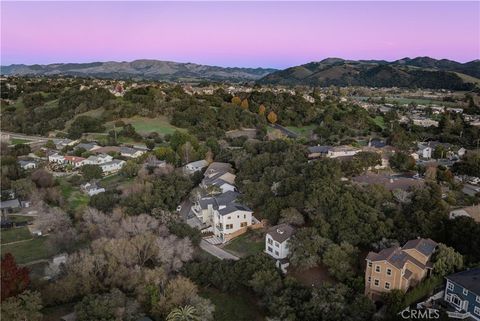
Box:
[1,72,479,321]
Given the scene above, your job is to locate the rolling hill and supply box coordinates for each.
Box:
[259,57,480,90]
[1,60,277,82]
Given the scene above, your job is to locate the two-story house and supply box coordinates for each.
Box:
[444,268,480,320]
[265,224,295,273]
[213,203,253,242]
[365,238,437,301]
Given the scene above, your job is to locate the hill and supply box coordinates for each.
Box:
[259,57,480,90]
[1,60,277,82]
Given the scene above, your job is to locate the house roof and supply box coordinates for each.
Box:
[18,160,36,166]
[307,145,332,154]
[267,224,295,243]
[352,173,425,191]
[64,156,85,163]
[0,198,21,209]
[217,203,252,216]
[450,205,480,223]
[446,268,480,296]
[186,159,208,168]
[205,162,232,175]
[402,238,438,257]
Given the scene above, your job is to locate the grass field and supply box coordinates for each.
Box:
[223,230,264,258]
[285,125,316,138]
[10,138,30,145]
[372,116,386,129]
[59,179,89,212]
[7,215,35,223]
[1,236,55,264]
[65,108,105,129]
[200,287,265,321]
[1,227,32,244]
[108,116,185,135]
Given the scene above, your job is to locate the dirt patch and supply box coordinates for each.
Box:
[289,264,336,287]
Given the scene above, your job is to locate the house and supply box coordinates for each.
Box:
[352,173,425,192]
[365,238,437,300]
[444,268,480,320]
[99,160,125,174]
[0,199,21,214]
[120,146,146,158]
[326,145,360,158]
[54,138,75,150]
[84,153,113,165]
[81,182,105,196]
[75,142,100,152]
[184,159,209,174]
[412,117,439,128]
[48,153,65,164]
[18,159,37,170]
[63,156,86,168]
[449,205,480,223]
[192,191,240,224]
[417,144,433,159]
[212,203,254,242]
[265,224,295,273]
[307,145,332,159]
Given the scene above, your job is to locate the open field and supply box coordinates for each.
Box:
[65,107,105,129]
[285,124,316,138]
[200,287,265,321]
[223,230,264,258]
[1,226,32,244]
[107,116,185,135]
[10,138,30,145]
[1,236,55,264]
[372,116,386,129]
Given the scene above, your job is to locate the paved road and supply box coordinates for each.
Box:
[1,131,50,143]
[200,240,239,261]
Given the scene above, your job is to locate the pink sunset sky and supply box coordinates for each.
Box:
[1,1,479,69]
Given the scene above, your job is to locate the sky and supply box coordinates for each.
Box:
[1,1,479,69]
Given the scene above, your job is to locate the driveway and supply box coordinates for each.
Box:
[200,240,239,261]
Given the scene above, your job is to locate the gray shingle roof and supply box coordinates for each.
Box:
[402,238,437,257]
[446,268,480,296]
[267,224,295,243]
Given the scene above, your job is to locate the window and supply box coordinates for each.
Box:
[268,246,273,252]
[275,251,279,256]
[375,265,381,273]
[447,282,454,291]
[226,224,233,230]
[476,295,480,304]
[268,238,273,245]
[474,306,480,316]
[368,261,372,268]
[386,268,392,276]
[463,288,468,296]
[385,282,391,289]
[244,214,246,219]
[240,222,247,227]
[367,277,371,283]
[227,216,231,220]
[237,215,239,218]
[275,242,279,247]
[374,279,380,287]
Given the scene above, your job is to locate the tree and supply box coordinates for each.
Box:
[267,111,278,124]
[258,104,266,115]
[120,160,140,178]
[289,228,330,269]
[75,288,141,321]
[167,305,199,321]
[231,96,242,106]
[240,99,249,110]
[432,243,463,277]
[279,207,304,226]
[1,290,43,321]
[322,242,358,281]
[1,253,30,301]
[81,164,103,180]
[389,152,416,172]
[31,169,55,188]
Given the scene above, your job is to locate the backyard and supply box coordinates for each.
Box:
[222,230,264,258]
[1,236,55,264]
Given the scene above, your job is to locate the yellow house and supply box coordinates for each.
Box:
[365,238,437,300]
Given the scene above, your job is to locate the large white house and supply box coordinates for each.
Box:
[265,224,295,273]
[326,146,360,158]
[81,182,105,196]
[99,160,125,174]
[120,147,146,159]
[84,153,113,165]
[212,203,254,241]
[184,159,209,174]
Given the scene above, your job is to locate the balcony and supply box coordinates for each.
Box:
[215,224,223,232]
[447,311,471,319]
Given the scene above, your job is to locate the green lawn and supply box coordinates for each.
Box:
[59,179,89,211]
[285,125,316,138]
[1,227,32,244]
[7,215,35,223]
[108,116,185,135]
[10,138,30,145]
[223,230,264,258]
[1,236,55,264]
[372,116,386,129]
[200,287,265,321]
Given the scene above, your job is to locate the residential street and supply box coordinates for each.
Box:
[200,240,239,261]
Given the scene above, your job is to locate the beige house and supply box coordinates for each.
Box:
[365,238,437,300]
